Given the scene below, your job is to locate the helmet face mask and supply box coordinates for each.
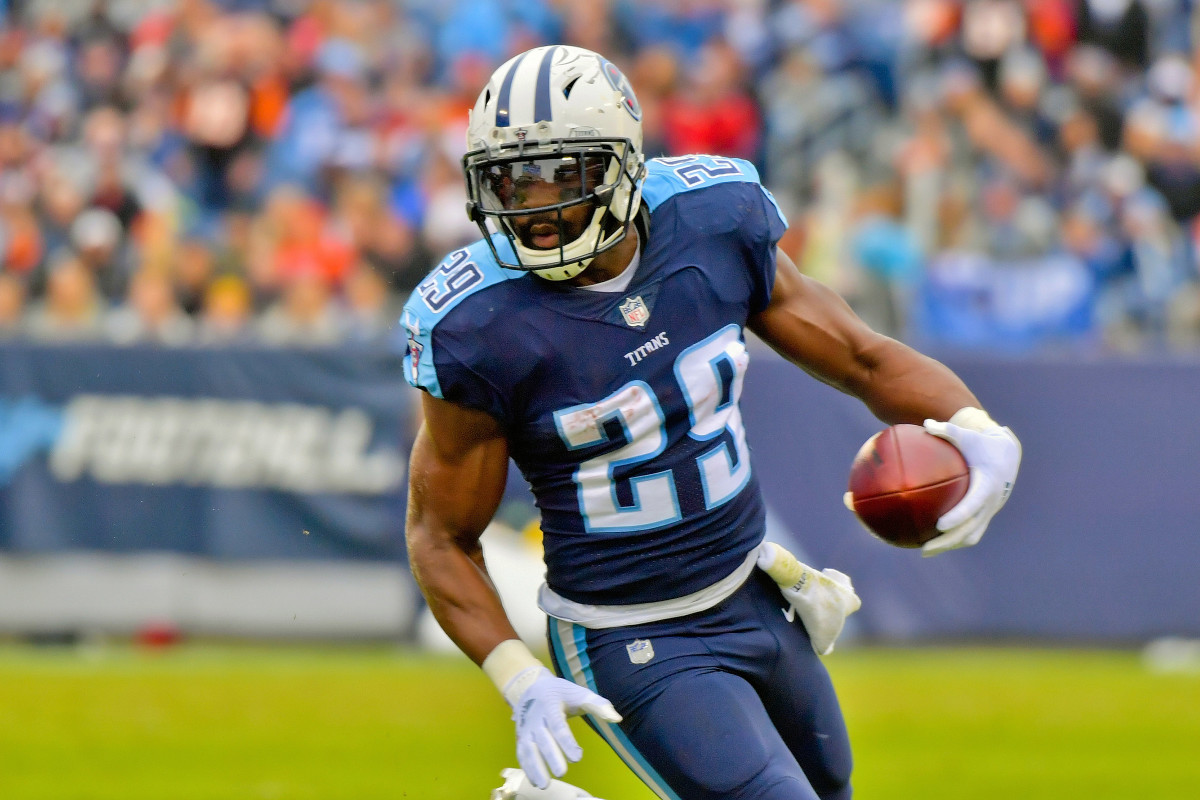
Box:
[463,46,646,281]
[464,139,642,279]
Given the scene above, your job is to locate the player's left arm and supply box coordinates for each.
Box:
[748,247,973,422]
[748,248,1021,555]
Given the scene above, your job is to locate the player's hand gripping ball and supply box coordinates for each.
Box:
[844,424,970,548]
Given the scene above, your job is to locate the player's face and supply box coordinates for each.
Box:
[478,153,610,250]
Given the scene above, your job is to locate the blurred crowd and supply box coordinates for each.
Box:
[1,0,1199,352]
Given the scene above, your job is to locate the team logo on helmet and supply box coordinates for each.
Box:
[618,296,650,328]
[599,58,642,122]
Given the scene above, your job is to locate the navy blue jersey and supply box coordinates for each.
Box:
[402,155,787,606]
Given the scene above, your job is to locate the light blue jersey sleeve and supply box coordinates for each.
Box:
[399,235,523,399]
[642,155,787,228]
[642,155,788,313]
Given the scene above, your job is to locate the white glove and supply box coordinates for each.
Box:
[503,666,622,790]
[922,408,1021,558]
[490,767,603,799]
[756,542,861,655]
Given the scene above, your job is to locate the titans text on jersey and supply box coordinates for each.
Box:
[402,155,788,607]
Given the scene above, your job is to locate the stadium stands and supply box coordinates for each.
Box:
[0,0,1198,351]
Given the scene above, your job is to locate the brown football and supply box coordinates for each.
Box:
[847,424,970,548]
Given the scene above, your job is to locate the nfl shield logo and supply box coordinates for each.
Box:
[626,639,655,665]
[619,296,650,328]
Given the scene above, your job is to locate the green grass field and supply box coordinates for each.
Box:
[0,643,1196,799]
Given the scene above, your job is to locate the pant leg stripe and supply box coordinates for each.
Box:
[550,619,683,800]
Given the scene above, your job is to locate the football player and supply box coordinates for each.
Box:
[402,45,1021,800]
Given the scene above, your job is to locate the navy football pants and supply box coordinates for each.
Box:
[547,570,853,800]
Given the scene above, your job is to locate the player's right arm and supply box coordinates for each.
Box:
[405,391,516,665]
[406,391,620,789]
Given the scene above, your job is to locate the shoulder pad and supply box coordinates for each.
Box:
[405,235,522,325]
[400,235,523,396]
[642,155,786,229]
[642,155,763,211]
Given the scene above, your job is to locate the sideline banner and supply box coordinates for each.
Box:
[0,343,417,560]
[4,342,1199,643]
[740,345,1200,643]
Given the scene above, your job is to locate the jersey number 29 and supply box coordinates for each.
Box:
[553,325,751,533]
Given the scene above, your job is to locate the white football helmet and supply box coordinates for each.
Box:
[490,768,604,800]
[463,45,646,281]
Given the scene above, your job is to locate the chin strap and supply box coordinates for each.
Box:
[532,204,647,283]
[533,259,592,282]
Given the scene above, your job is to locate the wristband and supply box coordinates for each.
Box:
[756,542,810,591]
[948,406,999,433]
[482,639,544,708]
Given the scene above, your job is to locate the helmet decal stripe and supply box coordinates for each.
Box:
[494,51,529,128]
[533,45,560,123]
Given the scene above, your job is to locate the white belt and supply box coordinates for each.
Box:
[537,547,760,630]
